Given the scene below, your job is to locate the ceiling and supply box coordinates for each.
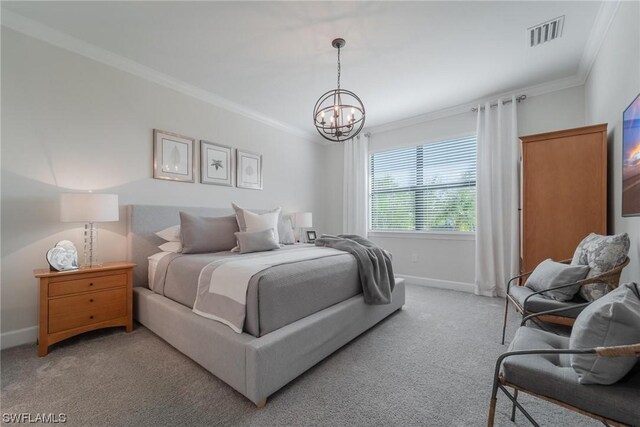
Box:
[2,1,603,140]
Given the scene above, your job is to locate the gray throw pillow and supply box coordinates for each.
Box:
[278,217,295,245]
[571,233,630,301]
[525,259,590,301]
[234,228,280,254]
[179,212,239,254]
[570,283,640,385]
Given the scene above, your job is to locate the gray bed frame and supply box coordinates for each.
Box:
[128,205,406,407]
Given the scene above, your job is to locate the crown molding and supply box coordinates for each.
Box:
[1,10,322,144]
[366,74,585,135]
[3,2,620,143]
[578,0,621,82]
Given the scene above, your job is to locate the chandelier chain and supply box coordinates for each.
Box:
[337,46,341,90]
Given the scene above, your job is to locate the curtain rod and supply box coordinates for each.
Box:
[471,95,527,112]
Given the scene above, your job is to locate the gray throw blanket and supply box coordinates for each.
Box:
[315,234,395,305]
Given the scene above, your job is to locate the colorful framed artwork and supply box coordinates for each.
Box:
[200,141,234,186]
[236,150,263,190]
[153,129,195,183]
[622,92,640,216]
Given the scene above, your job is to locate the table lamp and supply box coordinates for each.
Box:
[60,193,119,267]
[294,212,313,243]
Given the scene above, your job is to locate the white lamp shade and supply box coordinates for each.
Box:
[294,212,313,228]
[60,193,119,223]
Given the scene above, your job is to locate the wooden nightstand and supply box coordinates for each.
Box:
[33,261,136,357]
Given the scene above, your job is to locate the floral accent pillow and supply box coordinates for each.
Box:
[571,233,630,301]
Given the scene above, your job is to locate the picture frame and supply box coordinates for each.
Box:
[153,129,195,183]
[236,150,263,190]
[200,140,234,186]
[306,230,317,243]
[622,92,640,217]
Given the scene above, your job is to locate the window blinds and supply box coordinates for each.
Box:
[369,136,477,232]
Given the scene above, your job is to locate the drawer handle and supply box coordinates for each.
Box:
[89,283,94,286]
[89,299,94,303]
[89,315,94,320]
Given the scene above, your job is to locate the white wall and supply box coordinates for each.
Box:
[585,1,640,283]
[0,28,327,347]
[321,143,344,235]
[330,85,587,290]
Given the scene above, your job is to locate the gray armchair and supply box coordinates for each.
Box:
[501,257,630,345]
[489,305,640,427]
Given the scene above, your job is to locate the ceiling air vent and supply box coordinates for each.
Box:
[528,16,564,47]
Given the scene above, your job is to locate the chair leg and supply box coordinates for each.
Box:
[511,389,518,422]
[499,384,540,427]
[488,397,497,427]
[501,297,510,345]
[488,356,503,427]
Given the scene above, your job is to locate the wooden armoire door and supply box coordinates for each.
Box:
[521,124,607,273]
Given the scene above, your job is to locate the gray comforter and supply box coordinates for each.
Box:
[314,234,395,304]
[150,245,361,337]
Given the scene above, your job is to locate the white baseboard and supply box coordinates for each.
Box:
[397,274,475,294]
[1,325,38,350]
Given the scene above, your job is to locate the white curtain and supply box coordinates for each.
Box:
[343,133,369,236]
[474,96,520,297]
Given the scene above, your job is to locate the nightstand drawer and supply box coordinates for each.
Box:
[49,288,126,333]
[49,273,127,297]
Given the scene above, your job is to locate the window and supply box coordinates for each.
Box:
[369,136,476,232]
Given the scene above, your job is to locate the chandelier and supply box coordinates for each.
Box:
[313,38,365,143]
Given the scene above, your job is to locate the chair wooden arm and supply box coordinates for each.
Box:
[595,343,640,357]
[573,257,630,289]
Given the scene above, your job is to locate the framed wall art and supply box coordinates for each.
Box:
[305,230,317,243]
[153,129,195,182]
[236,150,263,190]
[200,141,234,186]
[623,92,640,216]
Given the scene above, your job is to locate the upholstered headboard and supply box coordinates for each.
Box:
[127,205,233,287]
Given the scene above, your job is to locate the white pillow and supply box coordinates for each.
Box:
[155,225,181,242]
[231,204,282,251]
[159,241,182,253]
[148,251,172,290]
[243,209,281,243]
[278,217,295,245]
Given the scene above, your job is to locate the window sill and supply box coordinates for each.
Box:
[367,231,475,241]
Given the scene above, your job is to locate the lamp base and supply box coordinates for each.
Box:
[82,223,101,267]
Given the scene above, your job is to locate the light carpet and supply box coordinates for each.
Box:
[1,285,599,426]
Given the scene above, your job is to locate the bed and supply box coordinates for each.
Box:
[128,204,406,407]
